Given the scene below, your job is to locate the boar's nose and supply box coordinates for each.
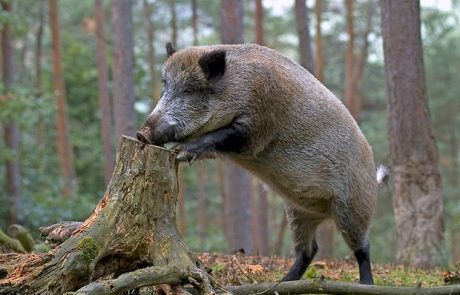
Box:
[136,127,152,144]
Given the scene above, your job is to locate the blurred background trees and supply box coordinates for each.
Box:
[0,0,459,268]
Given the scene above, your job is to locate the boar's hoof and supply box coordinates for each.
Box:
[136,131,150,144]
[176,149,198,164]
[176,143,206,164]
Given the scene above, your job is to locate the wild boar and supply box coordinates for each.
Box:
[137,43,388,285]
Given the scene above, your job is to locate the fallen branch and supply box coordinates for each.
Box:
[67,266,213,295]
[227,279,460,295]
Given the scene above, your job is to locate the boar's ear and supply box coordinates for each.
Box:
[198,50,226,80]
[166,42,176,57]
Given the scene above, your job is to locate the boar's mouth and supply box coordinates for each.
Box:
[136,124,199,147]
[137,113,223,147]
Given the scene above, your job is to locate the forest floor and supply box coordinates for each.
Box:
[197,252,460,287]
[1,247,460,289]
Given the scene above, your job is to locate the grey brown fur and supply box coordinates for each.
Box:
[137,44,384,285]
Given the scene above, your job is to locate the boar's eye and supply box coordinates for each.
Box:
[183,88,194,95]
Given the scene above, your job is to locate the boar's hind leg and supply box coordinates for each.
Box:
[332,199,374,285]
[282,202,323,281]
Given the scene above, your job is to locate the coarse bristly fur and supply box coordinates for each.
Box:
[137,43,387,285]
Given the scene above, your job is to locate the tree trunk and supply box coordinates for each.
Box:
[221,0,244,44]
[311,0,335,259]
[380,0,445,268]
[222,163,253,254]
[143,0,161,103]
[178,164,186,237]
[2,0,22,223]
[344,0,359,121]
[294,0,315,73]
[192,0,198,46]
[255,0,264,45]
[252,0,269,257]
[314,0,324,82]
[315,220,335,260]
[169,0,178,48]
[49,0,77,197]
[36,0,46,148]
[198,162,207,249]
[94,0,115,186]
[255,183,269,256]
[111,0,136,140]
[220,0,253,254]
[273,212,288,256]
[0,137,214,294]
[352,0,375,123]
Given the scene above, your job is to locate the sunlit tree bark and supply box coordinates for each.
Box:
[94,0,115,185]
[48,0,77,196]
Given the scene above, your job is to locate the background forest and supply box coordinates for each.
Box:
[0,0,459,268]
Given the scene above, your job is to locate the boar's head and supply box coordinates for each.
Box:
[137,44,244,147]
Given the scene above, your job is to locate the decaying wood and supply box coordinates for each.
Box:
[228,280,460,295]
[69,266,214,295]
[0,136,214,294]
[39,221,83,247]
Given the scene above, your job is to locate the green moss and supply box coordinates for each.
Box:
[77,236,99,263]
[213,263,226,273]
[304,265,318,279]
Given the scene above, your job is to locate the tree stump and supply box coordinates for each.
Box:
[0,136,215,294]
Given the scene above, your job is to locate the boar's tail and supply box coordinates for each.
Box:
[376,165,390,185]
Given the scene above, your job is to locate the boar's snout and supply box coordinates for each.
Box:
[137,117,178,146]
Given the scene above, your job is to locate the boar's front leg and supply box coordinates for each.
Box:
[176,121,248,163]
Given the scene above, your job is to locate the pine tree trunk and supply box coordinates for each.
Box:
[220,0,253,254]
[1,0,22,222]
[94,0,115,186]
[221,0,244,44]
[49,0,77,196]
[143,0,161,103]
[344,0,359,122]
[380,0,444,268]
[111,0,136,140]
[294,0,315,73]
[36,0,46,148]
[198,162,207,249]
[255,0,264,45]
[314,0,324,82]
[169,0,178,48]
[0,137,213,294]
[252,0,269,257]
[191,0,198,46]
[256,183,269,256]
[273,212,288,256]
[178,165,186,237]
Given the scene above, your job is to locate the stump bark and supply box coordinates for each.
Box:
[0,136,211,294]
